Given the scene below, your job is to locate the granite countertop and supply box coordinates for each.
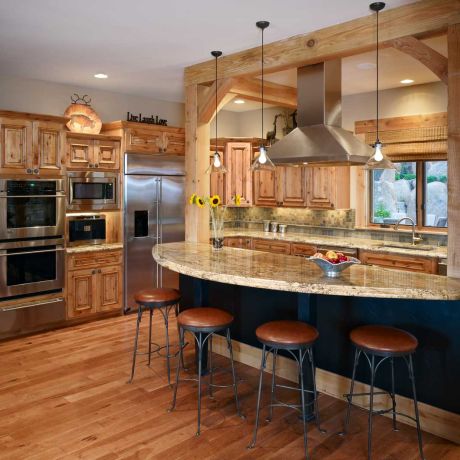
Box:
[66,242,123,254]
[153,242,460,300]
[224,229,447,259]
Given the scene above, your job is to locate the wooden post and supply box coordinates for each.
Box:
[448,24,460,277]
[184,84,210,243]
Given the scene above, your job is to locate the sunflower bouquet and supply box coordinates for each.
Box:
[189,193,242,250]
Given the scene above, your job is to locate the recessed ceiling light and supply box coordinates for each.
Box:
[94,73,108,79]
[357,62,376,70]
[400,79,414,84]
[234,99,245,104]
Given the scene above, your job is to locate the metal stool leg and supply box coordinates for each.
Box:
[408,355,425,460]
[368,354,376,460]
[164,305,171,385]
[266,348,277,422]
[148,307,153,366]
[169,326,184,413]
[308,347,325,433]
[342,348,360,435]
[129,305,143,383]
[208,334,214,398]
[196,332,203,436]
[248,344,267,449]
[299,348,310,460]
[175,303,186,371]
[227,328,244,418]
[390,357,398,431]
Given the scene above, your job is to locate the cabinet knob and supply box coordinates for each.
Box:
[34,169,39,174]
[98,269,101,273]
[26,168,32,174]
[92,269,96,275]
[95,164,99,168]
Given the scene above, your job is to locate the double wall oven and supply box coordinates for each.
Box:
[0,178,66,338]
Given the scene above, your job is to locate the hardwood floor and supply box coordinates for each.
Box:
[0,314,459,460]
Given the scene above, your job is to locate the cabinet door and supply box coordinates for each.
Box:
[306,167,335,209]
[224,237,252,249]
[34,122,65,174]
[280,166,307,207]
[126,128,162,153]
[0,119,31,172]
[291,243,317,257]
[359,250,438,274]
[67,268,97,318]
[97,265,122,312]
[94,140,120,170]
[225,142,252,206]
[252,239,291,254]
[253,170,277,207]
[67,137,94,168]
[163,131,185,155]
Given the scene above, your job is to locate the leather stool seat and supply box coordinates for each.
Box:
[178,307,233,330]
[256,320,319,347]
[134,288,181,307]
[351,325,418,355]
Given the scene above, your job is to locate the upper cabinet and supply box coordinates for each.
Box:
[101,121,185,156]
[306,166,350,209]
[66,133,121,170]
[0,111,67,176]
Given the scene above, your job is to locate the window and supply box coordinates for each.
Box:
[370,160,447,229]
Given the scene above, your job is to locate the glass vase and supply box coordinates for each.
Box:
[210,207,225,250]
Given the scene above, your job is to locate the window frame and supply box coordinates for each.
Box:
[368,159,448,233]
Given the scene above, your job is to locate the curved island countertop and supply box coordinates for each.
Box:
[153,242,460,301]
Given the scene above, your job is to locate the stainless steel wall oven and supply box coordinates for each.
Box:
[0,178,65,240]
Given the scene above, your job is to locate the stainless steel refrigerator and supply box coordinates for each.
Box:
[124,153,185,310]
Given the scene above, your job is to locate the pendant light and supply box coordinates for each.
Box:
[206,50,227,174]
[364,3,395,170]
[250,21,275,171]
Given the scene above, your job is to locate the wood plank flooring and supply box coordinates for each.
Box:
[0,314,459,460]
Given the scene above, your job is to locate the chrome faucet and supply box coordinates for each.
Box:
[394,217,423,245]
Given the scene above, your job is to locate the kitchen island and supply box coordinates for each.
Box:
[153,242,460,442]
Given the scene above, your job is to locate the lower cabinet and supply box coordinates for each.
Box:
[358,250,438,274]
[67,250,123,319]
[252,239,291,255]
[291,243,317,257]
[224,237,252,249]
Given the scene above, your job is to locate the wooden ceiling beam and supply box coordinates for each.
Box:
[185,0,460,85]
[229,77,297,109]
[391,36,448,84]
[198,78,235,124]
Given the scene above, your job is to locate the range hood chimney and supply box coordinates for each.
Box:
[269,60,373,165]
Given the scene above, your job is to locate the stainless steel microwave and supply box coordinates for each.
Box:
[67,172,119,210]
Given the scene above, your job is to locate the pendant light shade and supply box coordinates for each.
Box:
[206,50,227,174]
[364,2,395,171]
[250,21,275,172]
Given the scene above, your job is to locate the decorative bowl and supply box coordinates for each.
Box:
[308,256,361,277]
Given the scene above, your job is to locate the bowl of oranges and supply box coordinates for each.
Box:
[308,250,360,277]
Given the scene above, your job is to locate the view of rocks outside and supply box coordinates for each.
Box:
[371,161,447,228]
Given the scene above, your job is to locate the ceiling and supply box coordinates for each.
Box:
[0,0,414,104]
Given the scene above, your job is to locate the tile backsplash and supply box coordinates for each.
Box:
[223,206,447,247]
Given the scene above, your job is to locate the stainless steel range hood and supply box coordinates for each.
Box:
[268,60,373,166]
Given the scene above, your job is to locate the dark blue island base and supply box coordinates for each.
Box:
[179,274,460,418]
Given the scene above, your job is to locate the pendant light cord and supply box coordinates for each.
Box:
[261,27,264,141]
[215,54,218,143]
[376,8,379,144]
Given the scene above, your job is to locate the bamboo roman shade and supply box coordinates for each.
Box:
[355,112,447,161]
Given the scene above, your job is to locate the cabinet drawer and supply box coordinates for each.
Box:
[359,250,438,274]
[252,239,291,254]
[291,243,317,257]
[224,237,252,249]
[68,250,122,270]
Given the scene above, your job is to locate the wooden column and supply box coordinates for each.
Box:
[184,84,210,243]
[448,24,460,277]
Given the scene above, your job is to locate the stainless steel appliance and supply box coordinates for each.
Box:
[0,178,65,240]
[124,153,185,309]
[68,214,106,246]
[0,237,65,299]
[67,172,118,210]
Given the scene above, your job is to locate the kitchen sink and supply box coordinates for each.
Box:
[374,242,435,251]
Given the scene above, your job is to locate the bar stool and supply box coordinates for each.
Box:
[129,288,181,385]
[169,307,244,436]
[342,325,425,460]
[249,320,323,460]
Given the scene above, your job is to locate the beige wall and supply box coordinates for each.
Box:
[0,75,185,127]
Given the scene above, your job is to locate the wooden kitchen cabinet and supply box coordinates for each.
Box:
[291,243,317,256]
[224,236,252,249]
[359,250,438,274]
[67,249,123,318]
[66,133,121,170]
[253,169,278,206]
[224,142,252,206]
[252,238,291,254]
[306,166,350,209]
[0,112,67,176]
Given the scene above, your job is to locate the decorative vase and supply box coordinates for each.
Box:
[210,207,225,251]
